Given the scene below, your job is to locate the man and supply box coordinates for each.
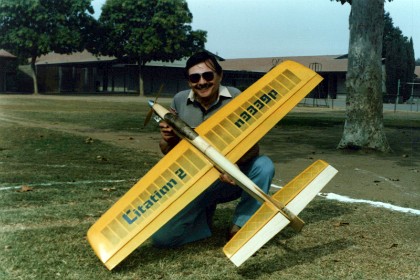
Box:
[152,51,275,247]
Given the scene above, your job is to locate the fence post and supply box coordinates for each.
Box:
[394,79,400,113]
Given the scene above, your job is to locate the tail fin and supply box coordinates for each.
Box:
[223,160,337,266]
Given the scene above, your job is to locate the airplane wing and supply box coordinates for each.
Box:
[87,140,220,270]
[87,60,323,270]
[223,160,338,266]
[196,60,323,163]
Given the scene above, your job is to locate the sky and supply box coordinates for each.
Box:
[91,0,420,59]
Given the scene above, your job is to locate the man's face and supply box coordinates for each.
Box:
[187,60,222,101]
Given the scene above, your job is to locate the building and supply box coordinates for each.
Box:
[34,50,116,93]
[220,55,349,99]
[408,66,420,102]
[33,51,349,99]
[35,50,190,94]
[0,49,17,92]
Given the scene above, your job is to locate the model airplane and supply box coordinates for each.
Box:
[87,60,338,269]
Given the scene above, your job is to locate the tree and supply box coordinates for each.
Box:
[335,0,391,152]
[95,0,206,96]
[0,0,96,94]
[383,12,416,102]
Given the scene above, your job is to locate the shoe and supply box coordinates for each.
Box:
[227,224,241,241]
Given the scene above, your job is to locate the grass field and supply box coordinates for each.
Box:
[0,95,419,279]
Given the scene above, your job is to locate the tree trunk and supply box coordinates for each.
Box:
[30,56,39,95]
[138,60,144,96]
[338,0,390,152]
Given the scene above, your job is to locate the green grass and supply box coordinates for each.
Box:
[0,96,419,279]
[0,125,154,185]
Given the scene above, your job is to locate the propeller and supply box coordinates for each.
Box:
[144,84,164,127]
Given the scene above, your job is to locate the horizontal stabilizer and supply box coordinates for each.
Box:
[274,160,338,216]
[223,202,289,267]
[223,160,337,266]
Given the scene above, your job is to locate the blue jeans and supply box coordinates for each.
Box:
[151,155,275,248]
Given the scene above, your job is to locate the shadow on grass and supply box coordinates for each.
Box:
[236,200,355,278]
[237,238,353,278]
[301,199,354,223]
[116,225,229,272]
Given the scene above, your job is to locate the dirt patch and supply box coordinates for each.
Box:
[261,115,420,210]
[0,108,163,155]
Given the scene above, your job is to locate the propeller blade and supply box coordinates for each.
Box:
[144,109,154,127]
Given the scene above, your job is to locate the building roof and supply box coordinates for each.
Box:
[220,55,348,73]
[35,50,349,73]
[35,50,115,65]
[35,50,189,68]
[0,49,16,58]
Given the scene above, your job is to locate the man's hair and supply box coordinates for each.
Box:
[184,51,223,78]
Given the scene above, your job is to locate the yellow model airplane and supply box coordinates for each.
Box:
[87,60,338,270]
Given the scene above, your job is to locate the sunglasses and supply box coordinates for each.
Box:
[188,71,215,83]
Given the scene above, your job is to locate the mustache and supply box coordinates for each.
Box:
[194,83,213,90]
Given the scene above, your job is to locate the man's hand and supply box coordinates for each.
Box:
[159,121,180,154]
[159,121,176,142]
[218,164,240,185]
[219,172,236,185]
